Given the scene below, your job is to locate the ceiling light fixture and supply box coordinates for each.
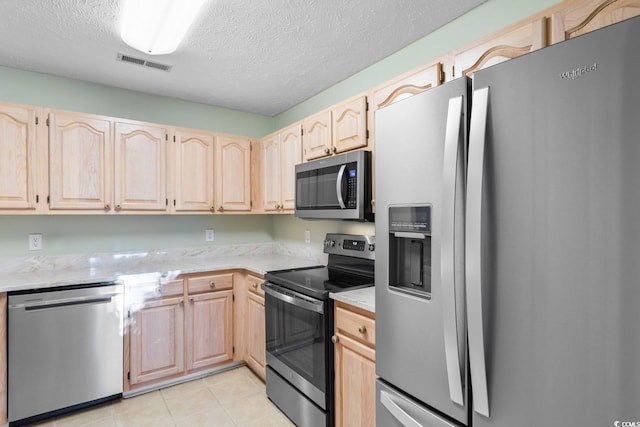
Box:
[120,0,208,55]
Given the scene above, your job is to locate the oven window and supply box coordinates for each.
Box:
[264,290,327,394]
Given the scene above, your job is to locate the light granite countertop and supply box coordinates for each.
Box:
[0,243,324,293]
[330,286,375,313]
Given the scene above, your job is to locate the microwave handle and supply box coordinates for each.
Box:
[336,164,347,209]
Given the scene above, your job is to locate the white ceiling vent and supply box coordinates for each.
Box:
[117,53,172,72]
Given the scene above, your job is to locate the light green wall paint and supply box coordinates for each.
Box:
[0,66,272,138]
[273,0,561,128]
[0,215,273,258]
[0,0,560,258]
[273,216,375,246]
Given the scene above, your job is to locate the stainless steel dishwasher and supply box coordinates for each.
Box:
[8,282,124,425]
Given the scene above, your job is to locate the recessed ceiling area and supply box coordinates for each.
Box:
[0,0,485,116]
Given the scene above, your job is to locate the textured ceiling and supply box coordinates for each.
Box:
[0,0,485,116]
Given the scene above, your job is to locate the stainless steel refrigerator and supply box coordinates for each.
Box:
[375,15,640,427]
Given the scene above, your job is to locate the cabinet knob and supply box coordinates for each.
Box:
[115,205,122,211]
[189,297,194,302]
[209,280,216,288]
[104,204,110,210]
[218,206,224,212]
[155,286,161,294]
[179,298,184,304]
[252,283,258,289]
[210,206,215,211]
[358,325,367,334]
[332,146,337,153]
[324,148,330,154]
[331,335,339,344]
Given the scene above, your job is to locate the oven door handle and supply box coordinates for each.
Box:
[263,285,325,314]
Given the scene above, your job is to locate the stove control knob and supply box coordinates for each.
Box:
[368,244,375,252]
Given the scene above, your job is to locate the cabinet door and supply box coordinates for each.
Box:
[174,129,215,212]
[0,104,38,210]
[114,121,167,211]
[48,112,112,211]
[260,134,281,211]
[551,0,640,43]
[372,63,442,110]
[187,290,233,371]
[216,136,251,212]
[302,110,332,161]
[450,17,547,79]
[129,297,185,385]
[246,292,266,379]
[334,333,376,427]
[279,123,302,210]
[332,96,368,154]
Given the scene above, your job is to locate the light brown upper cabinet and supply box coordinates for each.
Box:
[114,121,168,212]
[302,110,332,161]
[0,102,40,211]
[551,0,640,43]
[302,95,368,162]
[447,17,547,80]
[48,111,112,212]
[173,128,215,212]
[372,62,443,110]
[260,123,301,212]
[216,135,252,212]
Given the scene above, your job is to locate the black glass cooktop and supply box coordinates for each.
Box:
[265,265,374,300]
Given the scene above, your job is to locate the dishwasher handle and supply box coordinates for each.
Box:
[12,294,118,311]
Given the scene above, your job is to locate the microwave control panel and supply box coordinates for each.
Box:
[346,167,357,208]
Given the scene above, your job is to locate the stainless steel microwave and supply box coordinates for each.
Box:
[295,150,373,221]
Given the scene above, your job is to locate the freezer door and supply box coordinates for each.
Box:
[467,15,640,427]
[375,77,469,425]
[377,380,460,427]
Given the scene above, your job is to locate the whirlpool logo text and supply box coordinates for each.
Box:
[615,421,640,427]
[560,62,598,80]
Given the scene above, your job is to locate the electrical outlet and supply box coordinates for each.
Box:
[205,229,215,242]
[29,233,43,250]
[305,230,311,244]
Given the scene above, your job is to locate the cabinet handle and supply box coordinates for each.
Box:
[324,148,330,154]
[358,325,367,334]
[209,280,216,288]
[104,204,110,210]
[115,205,122,211]
[331,335,339,344]
[332,146,337,153]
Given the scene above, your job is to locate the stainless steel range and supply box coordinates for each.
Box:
[262,233,375,427]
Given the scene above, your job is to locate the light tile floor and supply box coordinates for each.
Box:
[29,366,295,427]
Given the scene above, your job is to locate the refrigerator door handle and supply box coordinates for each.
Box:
[466,86,490,417]
[441,95,465,407]
[380,390,423,427]
[380,389,458,427]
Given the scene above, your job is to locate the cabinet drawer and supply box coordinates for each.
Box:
[126,277,184,302]
[188,272,233,294]
[335,305,375,347]
[247,274,265,297]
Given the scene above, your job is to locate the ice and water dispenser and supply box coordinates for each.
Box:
[388,205,431,299]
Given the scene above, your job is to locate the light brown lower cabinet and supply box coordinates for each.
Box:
[333,301,376,427]
[126,272,235,390]
[244,274,266,380]
[129,296,186,386]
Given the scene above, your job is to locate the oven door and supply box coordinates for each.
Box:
[263,282,329,409]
